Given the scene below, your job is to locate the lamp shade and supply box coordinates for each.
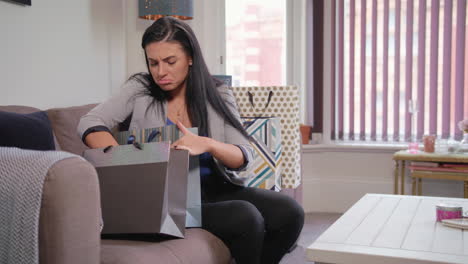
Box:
[139,0,193,20]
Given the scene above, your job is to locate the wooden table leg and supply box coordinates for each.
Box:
[464,182,468,198]
[412,177,416,195]
[400,161,405,195]
[394,161,399,194]
[418,178,422,196]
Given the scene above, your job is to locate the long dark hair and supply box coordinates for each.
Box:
[129,16,248,139]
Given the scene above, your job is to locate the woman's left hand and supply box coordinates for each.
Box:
[171,121,212,155]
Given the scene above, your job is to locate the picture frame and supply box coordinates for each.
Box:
[2,0,31,6]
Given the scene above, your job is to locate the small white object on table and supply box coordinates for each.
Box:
[307,193,468,264]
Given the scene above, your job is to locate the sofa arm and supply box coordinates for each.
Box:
[39,157,101,264]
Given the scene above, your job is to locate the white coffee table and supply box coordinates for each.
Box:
[307,194,468,264]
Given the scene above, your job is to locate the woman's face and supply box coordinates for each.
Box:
[145,41,192,94]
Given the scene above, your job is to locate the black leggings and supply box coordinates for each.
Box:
[201,183,304,264]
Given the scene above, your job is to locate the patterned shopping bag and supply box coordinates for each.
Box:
[241,117,282,191]
[231,86,301,189]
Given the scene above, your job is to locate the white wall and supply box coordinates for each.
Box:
[0,0,225,106]
[302,146,465,213]
[124,0,152,79]
[0,0,126,109]
[186,0,225,75]
[124,0,225,78]
[0,0,276,108]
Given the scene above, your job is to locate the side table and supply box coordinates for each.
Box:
[393,150,468,197]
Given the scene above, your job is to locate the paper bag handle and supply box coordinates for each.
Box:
[102,135,143,153]
[102,142,142,153]
[147,130,160,142]
[247,90,273,117]
[103,145,113,153]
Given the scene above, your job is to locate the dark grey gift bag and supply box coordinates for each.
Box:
[83,141,189,238]
[115,125,202,228]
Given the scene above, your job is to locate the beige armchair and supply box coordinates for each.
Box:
[39,157,101,264]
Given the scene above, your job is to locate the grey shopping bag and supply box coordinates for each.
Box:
[115,125,202,228]
[83,141,189,238]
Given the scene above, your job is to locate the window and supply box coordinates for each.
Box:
[225,0,287,86]
[330,0,468,143]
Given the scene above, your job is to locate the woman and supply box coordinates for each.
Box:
[78,16,304,264]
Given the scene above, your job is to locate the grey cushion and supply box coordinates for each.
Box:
[46,104,97,155]
[0,105,41,114]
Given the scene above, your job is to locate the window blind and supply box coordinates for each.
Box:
[331,0,467,142]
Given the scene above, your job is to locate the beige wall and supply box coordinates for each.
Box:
[0,0,223,109]
[0,0,126,109]
[124,0,225,78]
[302,146,464,213]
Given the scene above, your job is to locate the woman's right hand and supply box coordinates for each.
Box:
[84,131,119,149]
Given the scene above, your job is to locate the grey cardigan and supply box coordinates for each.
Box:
[77,79,254,186]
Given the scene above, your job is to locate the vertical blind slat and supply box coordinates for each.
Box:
[307,0,314,127]
[371,0,378,140]
[331,0,336,140]
[349,0,356,140]
[429,0,440,136]
[338,0,345,140]
[442,0,453,139]
[417,0,427,140]
[394,0,402,141]
[382,0,389,141]
[454,0,467,140]
[405,0,414,141]
[360,0,367,140]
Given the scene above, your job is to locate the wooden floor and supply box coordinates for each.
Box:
[280,212,342,264]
